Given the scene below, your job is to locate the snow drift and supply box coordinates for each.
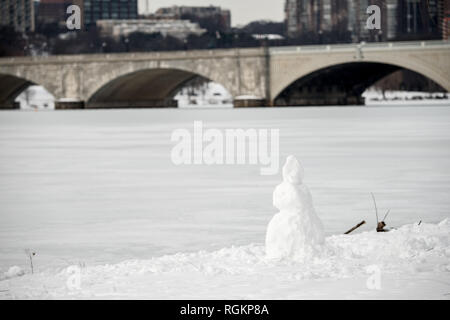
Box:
[1,219,448,299]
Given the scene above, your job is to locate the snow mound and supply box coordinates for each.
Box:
[266,156,325,260]
[57,222,450,288]
[0,266,25,280]
[326,219,450,273]
[72,220,449,279]
[1,220,449,299]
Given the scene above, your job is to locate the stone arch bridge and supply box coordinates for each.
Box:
[0,41,449,109]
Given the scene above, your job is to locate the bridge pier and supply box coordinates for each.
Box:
[233,97,268,108]
[55,100,85,110]
[0,101,20,110]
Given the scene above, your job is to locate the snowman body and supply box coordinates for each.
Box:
[265,156,324,260]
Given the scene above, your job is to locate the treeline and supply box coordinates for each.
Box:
[0,19,358,57]
[0,20,284,57]
[0,16,443,57]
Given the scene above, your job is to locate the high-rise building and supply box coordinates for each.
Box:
[285,0,300,37]
[385,0,399,40]
[393,0,445,39]
[321,0,333,32]
[35,0,138,27]
[285,0,447,42]
[0,0,35,32]
[36,0,73,25]
[399,0,428,35]
[285,0,344,38]
[347,0,367,41]
[83,0,138,26]
[443,0,450,40]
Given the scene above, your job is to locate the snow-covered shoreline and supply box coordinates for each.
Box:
[364,90,450,106]
[16,85,449,110]
[1,220,448,300]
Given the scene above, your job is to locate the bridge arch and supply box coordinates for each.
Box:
[83,58,237,108]
[0,73,57,109]
[271,49,450,106]
[86,67,229,108]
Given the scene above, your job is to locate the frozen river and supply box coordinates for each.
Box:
[0,105,449,271]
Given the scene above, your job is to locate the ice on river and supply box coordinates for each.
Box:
[0,105,449,299]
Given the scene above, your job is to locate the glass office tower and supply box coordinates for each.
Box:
[82,0,138,25]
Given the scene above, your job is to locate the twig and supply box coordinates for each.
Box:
[371,193,379,224]
[383,209,391,222]
[344,221,366,235]
[25,249,36,274]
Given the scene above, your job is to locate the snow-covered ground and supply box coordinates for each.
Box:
[175,82,233,108]
[363,90,450,106]
[15,85,450,110]
[1,220,449,299]
[15,86,55,110]
[15,83,233,110]
[0,106,449,299]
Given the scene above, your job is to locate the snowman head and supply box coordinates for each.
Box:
[282,155,304,185]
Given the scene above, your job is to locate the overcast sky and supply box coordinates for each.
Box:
[137,0,285,26]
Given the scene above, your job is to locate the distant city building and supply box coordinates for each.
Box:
[444,0,450,40]
[285,0,317,36]
[97,19,206,40]
[83,0,138,26]
[0,0,35,32]
[35,0,73,25]
[252,34,285,40]
[285,0,448,42]
[285,0,300,37]
[400,0,445,38]
[385,0,399,40]
[35,0,138,27]
[155,6,231,31]
[285,0,350,38]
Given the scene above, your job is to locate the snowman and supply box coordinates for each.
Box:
[265,155,325,260]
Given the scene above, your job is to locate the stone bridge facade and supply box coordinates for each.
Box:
[0,41,449,109]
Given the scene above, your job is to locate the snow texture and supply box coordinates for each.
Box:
[0,220,448,299]
[363,90,450,106]
[1,266,25,281]
[0,106,449,299]
[15,86,55,110]
[175,82,233,108]
[266,156,324,260]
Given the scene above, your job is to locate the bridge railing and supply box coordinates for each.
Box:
[270,40,450,54]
